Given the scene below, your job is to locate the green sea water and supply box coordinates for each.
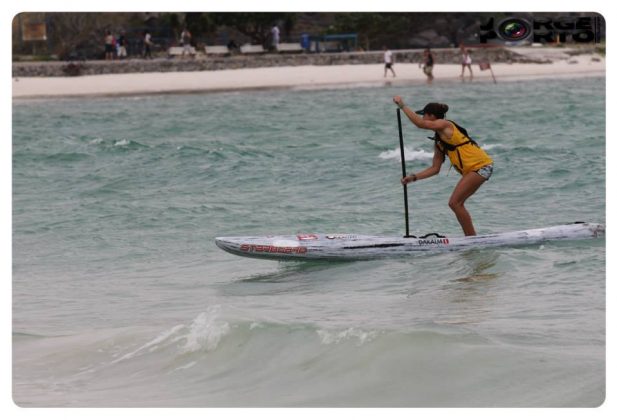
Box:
[13,76,605,406]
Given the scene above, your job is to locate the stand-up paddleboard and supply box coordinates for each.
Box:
[215,222,604,261]
[216,110,604,261]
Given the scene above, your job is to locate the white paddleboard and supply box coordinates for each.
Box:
[215,222,604,261]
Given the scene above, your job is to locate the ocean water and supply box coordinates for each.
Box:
[12,77,605,407]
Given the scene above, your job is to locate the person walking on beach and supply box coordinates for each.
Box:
[143,31,153,59]
[421,48,434,83]
[460,44,473,79]
[104,30,114,60]
[393,97,493,236]
[180,27,192,58]
[383,46,396,78]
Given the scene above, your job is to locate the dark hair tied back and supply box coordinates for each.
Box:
[422,102,449,119]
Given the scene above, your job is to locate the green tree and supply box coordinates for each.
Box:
[45,12,134,59]
[209,12,297,46]
[332,13,422,50]
[184,13,216,39]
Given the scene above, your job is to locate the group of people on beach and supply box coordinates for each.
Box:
[104,30,129,60]
[383,44,475,83]
[103,28,192,60]
[103,29,153,60]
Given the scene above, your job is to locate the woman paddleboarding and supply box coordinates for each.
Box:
[393,97,493,236]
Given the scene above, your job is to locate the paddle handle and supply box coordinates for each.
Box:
[397,109,411,238]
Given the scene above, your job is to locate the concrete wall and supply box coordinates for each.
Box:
[12,48,554,78]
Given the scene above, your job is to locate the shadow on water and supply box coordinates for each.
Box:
[430,250,502,325]
[403,248,501,285]
[237,260,352,284]
[229,249,501,290]
[214,259,353,297]
[447,249,501,283]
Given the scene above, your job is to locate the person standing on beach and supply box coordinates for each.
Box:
[227,39,239,53]
[180,27,192,58]
[271,24,280,51]
[421,48,434,83]
[393,98,493,236]
[460,44,473,79]
[383,46,396,78]
[104,30,114,60]
[117,30,128,59]
[143,31,153,59]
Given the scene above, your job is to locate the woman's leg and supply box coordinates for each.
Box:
[448,171,486,236]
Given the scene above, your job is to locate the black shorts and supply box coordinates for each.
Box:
[105,44,114,53]
[385,63,393,69]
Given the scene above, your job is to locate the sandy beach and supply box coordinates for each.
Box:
[12,55,604,99]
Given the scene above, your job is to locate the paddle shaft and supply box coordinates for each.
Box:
[397,109,411,237]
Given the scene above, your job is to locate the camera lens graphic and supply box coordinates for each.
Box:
[497,18,532,41]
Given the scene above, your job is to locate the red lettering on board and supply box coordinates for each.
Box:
[240,244,308,254]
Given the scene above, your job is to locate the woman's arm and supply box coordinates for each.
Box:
[392,96,450,131]
[401,145,444,185]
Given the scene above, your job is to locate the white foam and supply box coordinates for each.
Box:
[172,361,197,372]
[110,307,231,364]
[317,327,378,346]
[379,147,433,162]
[177,307,230,354]
[482,143,504,151]
[114,139,130,146]
[111,324,184,364]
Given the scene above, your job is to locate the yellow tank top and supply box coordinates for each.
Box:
[436,121,493,175]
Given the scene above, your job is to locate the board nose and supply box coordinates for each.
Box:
[215,238,232,250]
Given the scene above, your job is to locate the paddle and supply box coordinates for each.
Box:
[397,108,412,238]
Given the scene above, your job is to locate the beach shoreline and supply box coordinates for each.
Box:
[12,56,605,100]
